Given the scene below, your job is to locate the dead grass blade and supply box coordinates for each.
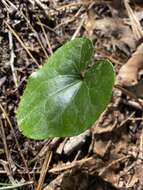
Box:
[37,16,53,55]
[36,150,53,190]
[124,0,143,40]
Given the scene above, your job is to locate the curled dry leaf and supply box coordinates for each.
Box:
[117,43,143,86]
[85,15,136,55]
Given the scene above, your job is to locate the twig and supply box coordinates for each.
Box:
[27,0,35,5]
[4,0,48,58]
[119,112,135,127]
[48,157,92,174]
[0,181,33,190]
[122,99,142,110]
[37,16,53,55]
[63,130,90,155]
[115,84,143,108]
[1,0,10,11]
[33,0,49,17]
[55,7,83,29]
[56,137,68,154]
[124,0,143,40]
[56,2,89,11]
[20,13,48,58]
[99,155,131,176]
[22,13,49,57]
[29,140,51,165]
[71,15,86,40]
[49,137,61,149]
[4,21,39,67]
[0,160,15,185]
[139,128,143,160]
[8,31,18,88]
[0,104,32,181]
[36,150,53,190]
[0,120,16,183]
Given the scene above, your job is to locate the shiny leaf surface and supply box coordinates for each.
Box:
[16,38,115,139]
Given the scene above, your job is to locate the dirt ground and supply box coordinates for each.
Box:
[1,0,143,189]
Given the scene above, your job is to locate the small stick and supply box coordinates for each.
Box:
[8,31,18,88]
[4,21,39,67]
[0,104,32,181]
[37,16,53,55]
[29,140,51,164]
[1,0,10,12]
[56,2,90,11]
[122,99,142,110]
[115,84,143,108]
[27,0,34,5]
[36,150,52,190]
[34,0,49,17]
[139,128,143,160]
[0,160,15,186]
[4,0,48,58]
[0,120,16,182]
[0,181,33,190]
[99,155,131,176]
[48,157,92,174]
[71,15,86,40]
[124,0,143,40]
[63,130,90,155]
[55,7,82,29]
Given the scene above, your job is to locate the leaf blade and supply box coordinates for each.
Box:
[16,38,115,139]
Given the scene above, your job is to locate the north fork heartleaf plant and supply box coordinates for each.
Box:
[16,38,115,140]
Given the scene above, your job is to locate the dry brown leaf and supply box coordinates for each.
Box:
[92,17,136,53]
[93,140,112,157]
[117,43,143,86]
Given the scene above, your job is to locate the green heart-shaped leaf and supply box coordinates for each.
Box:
[16,38,115,139]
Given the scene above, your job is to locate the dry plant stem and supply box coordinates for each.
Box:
[99,155,131,176]
[29,140,51,164]
[21,13,49,58]
[36,151,53,190]
[124,0,143,40]
[37,16,53,55]
[34,0,48,16]
[49,137,61,149]
[96,48,122,66]
[8,31,18,88]
[63,130,90,155]
[0,160,15,185]
[48,157,92,174]
[0,104,31,181]
[120,112,135,127]
[122,99,143,110]
[4,21,39,67]
[0,181,33,190]
[43,171,68,190]
[55,7,83,29]
[56,2,89,10]
[56,1,111,11]
[0,120,15,181]
[115,84,143,108]
[1,0,10,11]
[56,137,69,154]
[117,43,143,86]
[71,15,86,40]
[4,0,48,58]
[139,129,143,160]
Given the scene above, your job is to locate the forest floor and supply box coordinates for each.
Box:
[1,0,143,189]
